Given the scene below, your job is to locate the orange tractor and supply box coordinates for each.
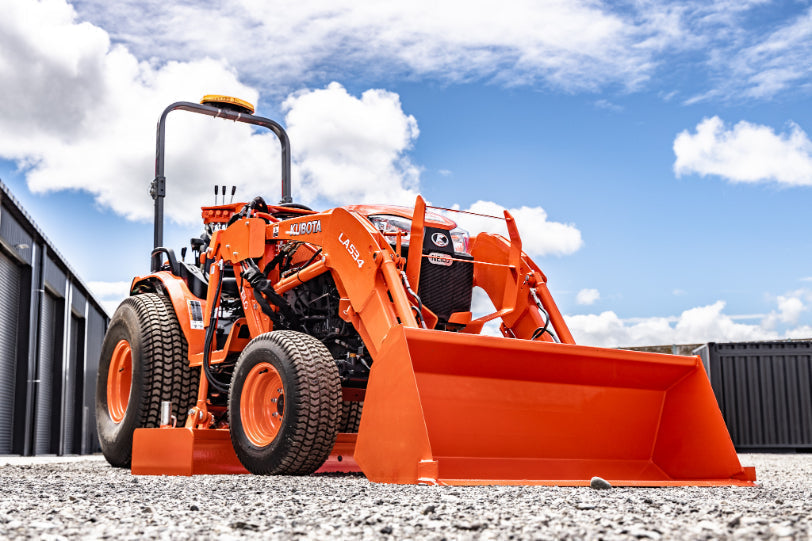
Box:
[96,96,755,486]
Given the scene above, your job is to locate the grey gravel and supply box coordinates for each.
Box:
[0,453,809,539]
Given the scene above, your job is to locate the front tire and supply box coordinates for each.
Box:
[95,294,197,467]
[229,331,341,474]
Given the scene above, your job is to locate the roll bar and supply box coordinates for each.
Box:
[151,101,293,248]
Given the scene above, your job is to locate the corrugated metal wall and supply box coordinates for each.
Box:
[696,341,812,451]
[0,251,22,454]
[0,179,108,456]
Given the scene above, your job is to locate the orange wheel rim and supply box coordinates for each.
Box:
[107,339,132,423]
[241,362,284,447]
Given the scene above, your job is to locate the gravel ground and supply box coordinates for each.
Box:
[0,453,809,540]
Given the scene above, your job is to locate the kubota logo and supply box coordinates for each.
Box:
[431,232,449,247]
[287,219,321,236]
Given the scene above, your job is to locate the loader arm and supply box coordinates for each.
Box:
[204,207,421,359]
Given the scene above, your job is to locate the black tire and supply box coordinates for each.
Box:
[95,294,197,467]
[228,331,341,475]
[338,401,363,433]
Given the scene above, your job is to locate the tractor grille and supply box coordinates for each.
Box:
[418,253,474,322]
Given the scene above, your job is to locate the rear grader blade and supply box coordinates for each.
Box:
[105,95,754,487]
[355,327,755,486]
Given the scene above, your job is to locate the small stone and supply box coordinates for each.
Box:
[422,505,437,515]
[590,477,612,490]
[771,525,795,537]
[576,503,597,510]
[190,505,199,511]
[232,522,259,531]
[454,522,486,531]
[380,525,393,534]
[628,527,661,539]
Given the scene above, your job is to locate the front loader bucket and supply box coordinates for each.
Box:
[355,327,755,486]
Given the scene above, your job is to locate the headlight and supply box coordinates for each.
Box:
[369,215,470,254]
[450,227,470,254]
[369,215,413,246]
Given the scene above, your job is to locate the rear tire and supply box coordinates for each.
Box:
[95,294,197,467]
[338,401,363,433]
[229,331,341,475]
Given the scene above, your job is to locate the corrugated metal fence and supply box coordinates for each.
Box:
[695,341,812,451]
[0,179,108,456]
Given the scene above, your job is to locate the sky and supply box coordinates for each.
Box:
[3,0,812,347]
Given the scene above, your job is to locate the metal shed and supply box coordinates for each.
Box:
[0,179,109,456]
[695,341,812,451]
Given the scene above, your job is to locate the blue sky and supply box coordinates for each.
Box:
[3,0,812,346]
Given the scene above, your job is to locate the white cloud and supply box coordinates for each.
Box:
[0,1,585,251]
[88,280,131,316]
[776,295,804,324]
[567,290,812,348]
[727,8,812,99]
[0,1,578,254]
[567,301,778,348]
[576,288,600,305]
[673,117,812,186]
[448,200,583,257]
[71,0,659,93]
[762,289,809,328]
[593,99,622,112]
[0,0,273,225]
[87,280,130,298]
[283,83,420,207]
[0,2,426,224]
[50,1,812,104]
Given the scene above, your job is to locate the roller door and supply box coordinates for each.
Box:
[62,315,84,454]
[0,251,22,454]
[34,292,61,455]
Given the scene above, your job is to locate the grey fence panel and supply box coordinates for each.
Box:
[705,341,812,450]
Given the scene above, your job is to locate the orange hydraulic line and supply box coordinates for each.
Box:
[273,257,329,295]
[185,366,211,428]
[379,252,419,328]
[535,282,575,345]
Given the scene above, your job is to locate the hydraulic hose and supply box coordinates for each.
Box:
[529,287,558,343]
[203,262,230,393]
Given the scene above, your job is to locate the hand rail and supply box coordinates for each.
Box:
[151,101,293,248]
